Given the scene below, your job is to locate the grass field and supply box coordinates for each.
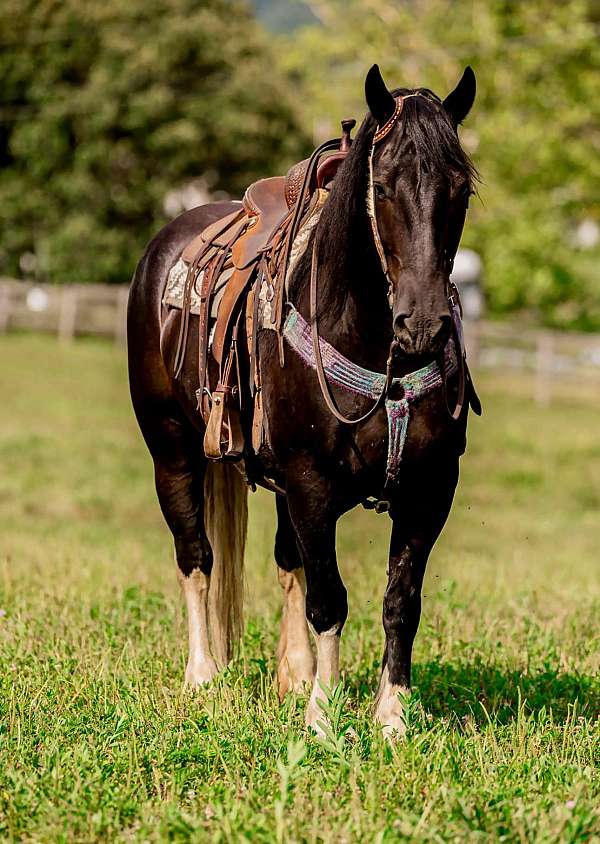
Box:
[0,333,598,843]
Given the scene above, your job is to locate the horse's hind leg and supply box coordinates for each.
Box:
[151,422,219,687]
[275,496,315,700]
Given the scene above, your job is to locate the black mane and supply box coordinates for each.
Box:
[388,87,477,186]
[288,112,379,316]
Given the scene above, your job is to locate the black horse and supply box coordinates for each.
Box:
[128,65,479,738]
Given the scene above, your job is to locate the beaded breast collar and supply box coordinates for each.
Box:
[283,305,457,479]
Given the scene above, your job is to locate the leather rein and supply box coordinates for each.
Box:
[309,94,468,427]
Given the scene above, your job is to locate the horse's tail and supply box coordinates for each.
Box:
[204,462,248,666]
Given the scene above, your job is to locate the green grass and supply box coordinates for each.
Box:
[0,333,598,843]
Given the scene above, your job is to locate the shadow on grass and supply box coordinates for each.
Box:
[347,658,598,725]
[414,659,599,724]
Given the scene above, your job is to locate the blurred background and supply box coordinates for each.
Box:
[1,0,598,323]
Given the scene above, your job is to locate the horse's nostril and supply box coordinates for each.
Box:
[393,313,410,336]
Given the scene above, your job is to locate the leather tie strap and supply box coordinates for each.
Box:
[274,137,343,365]
[173,209,246,380]
[440,282,466,421]
[372,94,423,145]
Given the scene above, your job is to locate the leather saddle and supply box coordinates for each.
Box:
[170,120,356,465]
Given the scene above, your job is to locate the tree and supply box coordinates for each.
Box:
[276,0,600,329]
[0,0,311,282]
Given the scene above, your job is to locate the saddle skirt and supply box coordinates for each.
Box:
[160,130,354,468]
[163,190,326,326]
[163,257,232,319]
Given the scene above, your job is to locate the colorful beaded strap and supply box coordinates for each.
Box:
[283,305,457,479]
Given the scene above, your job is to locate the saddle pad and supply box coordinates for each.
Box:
[163,258,233,319]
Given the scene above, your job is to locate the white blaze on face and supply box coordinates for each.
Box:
[277,568,315,699]
[305,624,341,736]
[178,568,219,687]
[374,664,409,740]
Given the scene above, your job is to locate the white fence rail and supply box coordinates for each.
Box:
[0,278,128,343]
[464,322,600,404]
[2,279,600,405]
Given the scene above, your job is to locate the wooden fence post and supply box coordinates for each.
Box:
[535,331,553,406]
[114,285,129,344]
[0,282,11,332]
[58,285,78,343]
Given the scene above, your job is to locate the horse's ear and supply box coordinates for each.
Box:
[365,64,396,127]
[443,66,476,126]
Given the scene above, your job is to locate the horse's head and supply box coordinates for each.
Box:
[365,65,476,359]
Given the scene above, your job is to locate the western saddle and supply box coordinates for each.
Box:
[170,120,357,466]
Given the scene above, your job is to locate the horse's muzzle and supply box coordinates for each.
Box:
[392,312,451,357]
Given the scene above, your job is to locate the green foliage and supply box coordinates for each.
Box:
[0,0,310,282]
[0,333,599,840]
[254,0,316,32]
[276,0,600,330]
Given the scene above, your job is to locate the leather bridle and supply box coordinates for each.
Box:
[310,93,469,427]
[310,244,400,426]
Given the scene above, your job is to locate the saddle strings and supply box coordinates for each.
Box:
[173,209,245,380]
[273,136,343,365]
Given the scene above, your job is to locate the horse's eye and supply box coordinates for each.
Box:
[454,182,472,205]
[374,182,387,201]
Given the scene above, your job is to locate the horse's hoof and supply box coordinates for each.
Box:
[184,659,219,688]
[380,719,407,743]
[305,695,329,738]
[277,657,314,702]
[374,668,409,741]
[305,713,328,739]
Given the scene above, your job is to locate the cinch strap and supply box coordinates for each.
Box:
[283,306,457,479]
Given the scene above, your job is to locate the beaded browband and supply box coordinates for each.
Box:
[372,93,423,144]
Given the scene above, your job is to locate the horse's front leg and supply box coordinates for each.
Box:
[375,457,459,739]
[286,470,347,736]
